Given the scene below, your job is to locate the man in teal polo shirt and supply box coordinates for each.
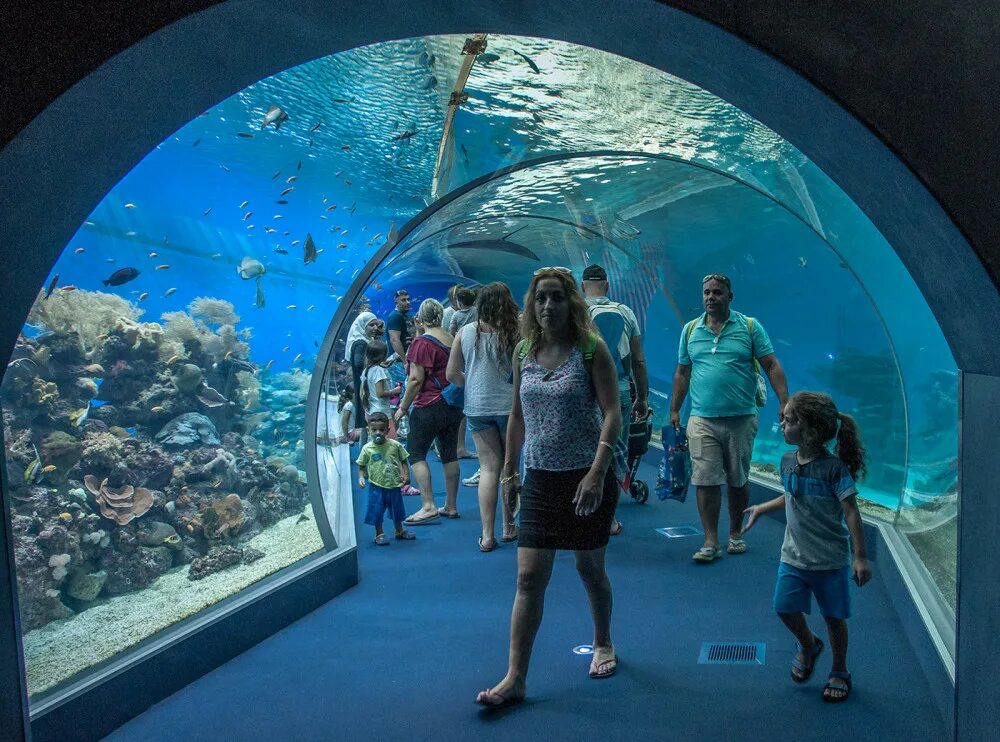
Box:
[669,274,789,562]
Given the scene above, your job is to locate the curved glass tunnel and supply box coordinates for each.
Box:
[2,33,957,707]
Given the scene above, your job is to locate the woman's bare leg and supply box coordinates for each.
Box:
[473,428,503,545]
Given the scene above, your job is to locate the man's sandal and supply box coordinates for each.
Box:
[791,636,824,683]
[822,671,852,702]
[726,538,747,554]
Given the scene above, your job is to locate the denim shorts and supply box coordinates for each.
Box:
[772,561,851,619]
[466,413,509,436]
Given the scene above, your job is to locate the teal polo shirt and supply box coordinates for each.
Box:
[677,310,774,418]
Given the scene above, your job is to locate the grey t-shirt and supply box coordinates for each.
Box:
[779,450,858,570]
[449,307,478,336]
[459,323,513,417]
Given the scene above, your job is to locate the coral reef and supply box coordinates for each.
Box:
[83,475,154,525]
[26,288,142,356]
[188,545,263,581]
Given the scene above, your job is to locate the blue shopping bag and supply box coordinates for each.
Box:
[655,425,692,502]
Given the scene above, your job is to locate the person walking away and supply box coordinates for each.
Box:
[741,391,870,702]
[669,273,789,561]
[581,263,649,536]
[446,281,519,551]
[356,413,417,545]
[395,299,463,524]
[476,267,622,708]
[448,285,480,463]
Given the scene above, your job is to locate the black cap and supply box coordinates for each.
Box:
[582,264,607,281]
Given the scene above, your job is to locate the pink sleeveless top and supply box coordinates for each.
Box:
[520,347,602,471]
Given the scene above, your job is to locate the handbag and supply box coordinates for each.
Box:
[421,335,465,409]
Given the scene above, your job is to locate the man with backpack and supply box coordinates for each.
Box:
[582,264,650,536]
[670,273,789,562]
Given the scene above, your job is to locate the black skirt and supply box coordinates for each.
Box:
[518,467,619,551]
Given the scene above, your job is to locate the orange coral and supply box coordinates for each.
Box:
[83,474,153,525]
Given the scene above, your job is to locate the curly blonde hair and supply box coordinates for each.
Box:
[520,268,594,350]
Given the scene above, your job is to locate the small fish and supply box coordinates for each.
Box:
[371,232,382,240]
[255,279,266,309]
[155,264,170,270]
[211,477,224,489]
[192,138,201,147]
[297,160,302,170]
[276,200,289,205]
[330,97,354,103]
[202,206,215,218]
[138,292,149,301]
[286,175,297,184]
[307,305,315,311]
[261,105,289,130]
[264,360,275,371]
[422,75,438,90]
[291,239,300,246]
[237,132,255,139]
[44,274,59,299]
[344,179,352,186]
[310,122,322,133]
[243,211,253,221]
[103,267,140,286]
[151,406,165,414]
[513,50,540,73]
[280,187,294,197]
[286,304,297,310]
[240,200,249,208]
[211,253,222,259]
[271,170,281,180]
[275,214,284,220]
[326,204,337,211]
[74,247,85,254]
[294,353,303,362]
[125,202,136,209]
[125,231,137,237]
[392,129,417,141]
[220,164,230,172]
[42,464,57,473]
[69,405,90,427]
[106,258,117,263]
[798,257,808,268]
[164,287,177,297]
[60,285,78,292]
[337,243,347,249]
[274,247,288,255]
[282,346,290,352]
[347,202,357,215]
[148,251,158,258]
[341,145,351,151]
[83,363,105,374]
[303,233,317,264]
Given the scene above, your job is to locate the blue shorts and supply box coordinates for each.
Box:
[363,485,406,528]
[772,561,851,619]
[466,413,509,436]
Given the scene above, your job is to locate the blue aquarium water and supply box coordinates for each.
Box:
[1,34,958,699]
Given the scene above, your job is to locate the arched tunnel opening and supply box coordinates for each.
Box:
[1,22,981,738]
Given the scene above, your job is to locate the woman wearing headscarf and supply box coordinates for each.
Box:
[345,311,384,441]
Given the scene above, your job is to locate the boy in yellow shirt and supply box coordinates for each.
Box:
[357,413,417,545]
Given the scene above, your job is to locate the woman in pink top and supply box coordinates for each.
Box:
[476,267,622,709]
[395,299,463,525]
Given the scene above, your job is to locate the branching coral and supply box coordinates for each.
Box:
[27,288,142,353]
[272,370,312,401]
[235,370,260,411]
[189,297,240,327]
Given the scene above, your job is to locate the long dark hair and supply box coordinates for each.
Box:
[474,282,521,367]
[791,391,867,481]
[520,268,593,352]
[360,341,388,411]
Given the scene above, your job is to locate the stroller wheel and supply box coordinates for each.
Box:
[630,480,649,504]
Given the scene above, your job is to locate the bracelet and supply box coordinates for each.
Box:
[500,472,520,485]
[598,441,614,451]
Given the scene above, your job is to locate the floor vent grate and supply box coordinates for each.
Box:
[698,642,766,665]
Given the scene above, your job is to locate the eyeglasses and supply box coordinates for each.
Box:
[533,266,573,277]
[702,273,731,288]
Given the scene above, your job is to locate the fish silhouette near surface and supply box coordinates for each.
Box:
[103,267,140,287]
[255,278,266,309]
[237,257,266,280]
[514,50,540,73]
[261,105,289,130]
[44,274,59,299]
[392,129,418,141]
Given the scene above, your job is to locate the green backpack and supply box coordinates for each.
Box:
[684,315,767,407]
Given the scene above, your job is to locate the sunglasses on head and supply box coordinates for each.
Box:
[533,266,573,277]
[702,273,731,288]
[393,290,409,298]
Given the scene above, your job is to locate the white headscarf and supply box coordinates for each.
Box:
[344,311,377,362]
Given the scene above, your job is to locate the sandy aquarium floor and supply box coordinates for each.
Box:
[23,506,324,696]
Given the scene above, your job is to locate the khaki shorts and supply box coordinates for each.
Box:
[686,415,759,487]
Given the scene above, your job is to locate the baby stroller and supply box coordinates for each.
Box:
[621,413,653,504]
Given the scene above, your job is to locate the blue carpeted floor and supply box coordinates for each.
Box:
[108,451,947,741]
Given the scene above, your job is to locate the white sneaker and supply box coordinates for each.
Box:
[462,469,481,487]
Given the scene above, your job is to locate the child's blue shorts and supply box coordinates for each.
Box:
[772,561,851,619]
[364,484,406,527]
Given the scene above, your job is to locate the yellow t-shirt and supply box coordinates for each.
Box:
[355,439,409,488]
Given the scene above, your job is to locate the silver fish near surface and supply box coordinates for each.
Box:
[237,256,266,280]
[261,105,289,130]
[164,288,177,297]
